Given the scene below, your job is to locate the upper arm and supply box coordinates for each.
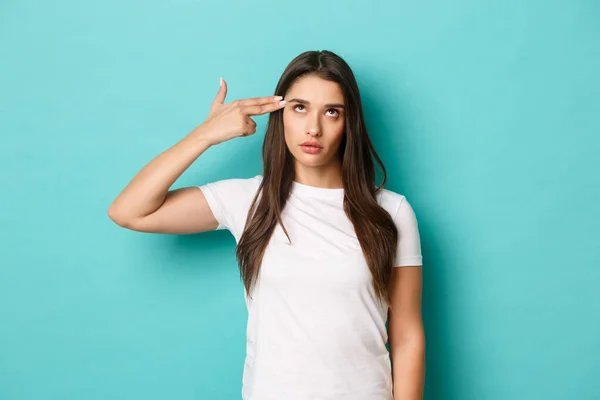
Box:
[111,176,261,235]
[388,265,423,348]
[387,194,424,346]
[111,186,221,234]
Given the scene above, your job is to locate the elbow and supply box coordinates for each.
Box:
[107,204,133,228]
[389,323,425,352]
[390,330,425,354]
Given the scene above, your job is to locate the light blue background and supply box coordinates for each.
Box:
[1,0,598,399]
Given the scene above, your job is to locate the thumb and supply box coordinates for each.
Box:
[212,77,227,105]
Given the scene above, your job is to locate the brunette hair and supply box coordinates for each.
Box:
[236,50,398,309]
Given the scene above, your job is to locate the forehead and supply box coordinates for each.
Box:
[286,75,345,104]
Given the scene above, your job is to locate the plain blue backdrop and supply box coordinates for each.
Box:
[1,0,598,399]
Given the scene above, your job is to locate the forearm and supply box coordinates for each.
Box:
[108,127,212,220]
[391,335,425,400]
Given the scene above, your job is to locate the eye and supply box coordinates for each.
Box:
[326,109,339,117]
[292,104,340,118]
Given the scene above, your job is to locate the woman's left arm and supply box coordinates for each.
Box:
[388,265,425,400]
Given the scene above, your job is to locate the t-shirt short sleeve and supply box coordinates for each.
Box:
[197,175,262,238]
[392,196,423,267]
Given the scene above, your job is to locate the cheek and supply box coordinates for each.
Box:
[327,120,346,143]
[283,112,303,139]
[282,113,299,147]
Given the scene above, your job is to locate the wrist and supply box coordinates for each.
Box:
[178,131,213,159]
[186,124,215,147]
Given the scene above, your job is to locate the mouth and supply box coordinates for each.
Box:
[300,142,323,149]
[299,144,324,154]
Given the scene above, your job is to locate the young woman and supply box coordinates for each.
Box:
[108,50,425,400]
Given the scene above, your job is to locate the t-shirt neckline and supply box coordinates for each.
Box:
[291,180,345,200]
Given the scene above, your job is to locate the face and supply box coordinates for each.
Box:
[282,74,346,169]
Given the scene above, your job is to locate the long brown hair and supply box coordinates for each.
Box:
[236,50,399,309]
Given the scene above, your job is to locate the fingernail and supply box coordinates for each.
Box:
[220,77,224,87]
[279,100,286,106]
[274,96,283,101]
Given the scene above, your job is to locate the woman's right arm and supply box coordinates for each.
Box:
[107,78,286,234]
[107,132,219,234]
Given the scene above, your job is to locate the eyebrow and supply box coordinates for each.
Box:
[287,98,345,109]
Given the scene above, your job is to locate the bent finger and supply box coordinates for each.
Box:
[245,117,257,128]
[241,122,257,136]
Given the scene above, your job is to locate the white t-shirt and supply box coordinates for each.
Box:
[198,175,423,400]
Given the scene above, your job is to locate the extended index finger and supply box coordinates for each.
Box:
[237,95,283,107]
[244,100,287,116]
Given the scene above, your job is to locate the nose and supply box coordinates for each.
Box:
[307,122,321,137]
[306,110,322,136]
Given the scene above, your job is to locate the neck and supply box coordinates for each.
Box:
[293,162,343,189]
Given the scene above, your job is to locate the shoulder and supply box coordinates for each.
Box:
[196,175,263,235]
[196,174,263,216]
[200,174,262,196]
[378,187,423,266]
[376,188,408,219]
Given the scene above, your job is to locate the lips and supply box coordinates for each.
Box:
[300,141,323,148]
[299,141,323,154]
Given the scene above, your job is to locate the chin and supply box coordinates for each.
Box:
[295,153,329,167]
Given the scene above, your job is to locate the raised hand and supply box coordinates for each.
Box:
[194,77,286,145]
